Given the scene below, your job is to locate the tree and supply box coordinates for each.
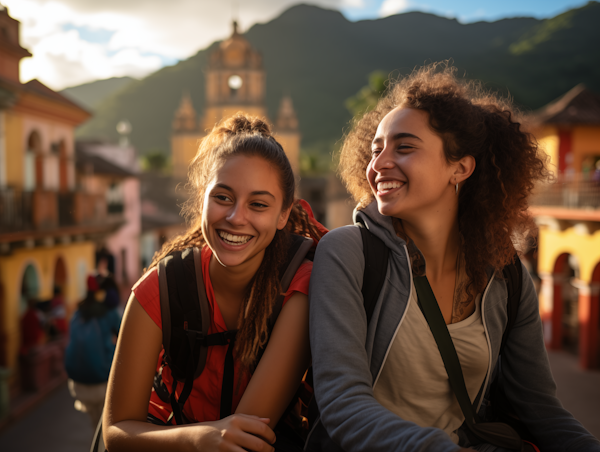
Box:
[141,150,170,172]
[345,71,388,117]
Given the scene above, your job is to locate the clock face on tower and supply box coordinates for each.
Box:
[228,75,243,90]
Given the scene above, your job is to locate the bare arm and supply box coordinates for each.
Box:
[236,292,311,429]
[104,293,276,452]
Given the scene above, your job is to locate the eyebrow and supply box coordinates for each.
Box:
[214,183,276,199]
[372,132,423,145]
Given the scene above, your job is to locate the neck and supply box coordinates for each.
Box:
[400,198,460,283]
[208,251,263,301]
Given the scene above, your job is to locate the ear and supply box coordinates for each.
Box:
[277,205,293,230]
[452,155,476,185]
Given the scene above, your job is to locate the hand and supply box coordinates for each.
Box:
[190,414,276,452]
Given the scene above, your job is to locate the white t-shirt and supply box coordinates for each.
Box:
[373,284,489,444]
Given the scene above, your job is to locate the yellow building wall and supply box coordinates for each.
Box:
[172,134,201,180]
[201,106,267,132]
[572,126,600,170]
[5,109,23,188]
[531,124,600,173]
[275,132,301,177]
[0,242,95,375]
[537,225,600,282]
[533,125,559,171]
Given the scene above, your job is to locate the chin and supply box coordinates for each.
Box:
[212,249,247,268]
[376,199,401,218]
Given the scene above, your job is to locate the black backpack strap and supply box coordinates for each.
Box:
[157,256,172,359]
[169,249,203,424]
[414,275,523,451]
[357,220,389,325]
[500,255,523,354]
[157,248,222,424]
[192,247,210,377]
[269,235,314,331]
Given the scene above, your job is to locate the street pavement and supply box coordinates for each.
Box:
[0,349,598,451]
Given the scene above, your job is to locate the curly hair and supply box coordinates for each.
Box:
[148,113,323,371]
[340,62,550,295]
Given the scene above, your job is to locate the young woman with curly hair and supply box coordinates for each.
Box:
[103,114,324,452]
[307,64,600,452]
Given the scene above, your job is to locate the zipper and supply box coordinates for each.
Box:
[373,244,412,389]
[477,271,496,411]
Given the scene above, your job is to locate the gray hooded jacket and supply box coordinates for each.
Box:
[307,202,600,452]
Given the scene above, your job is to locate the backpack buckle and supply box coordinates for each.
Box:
[183,322,205,342]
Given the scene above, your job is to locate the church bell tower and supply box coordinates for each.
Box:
[171,21,299,180]
[201,21,267,130]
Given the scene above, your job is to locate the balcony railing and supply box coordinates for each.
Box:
[530,173,600,210]
[0,188,33,230]
[0,188,119,233]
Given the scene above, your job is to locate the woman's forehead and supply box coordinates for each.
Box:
[376,108,429,138]
[211,155,282,195]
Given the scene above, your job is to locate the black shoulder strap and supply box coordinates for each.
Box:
[158,248,236,424]
[192,247,211,376]
[414,275,523,451]
[268,234,314,332]
[500,255,523,355]
[357,220,389,325]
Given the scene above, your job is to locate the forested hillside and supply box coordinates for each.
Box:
[60,76,137,111]
[71,1,600,155]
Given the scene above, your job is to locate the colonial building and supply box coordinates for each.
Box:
[171,21,300,179]
[75,140,141,294]
[527,84,600,369]
[0,6,123,414]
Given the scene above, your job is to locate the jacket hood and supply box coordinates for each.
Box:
[354,201,406,255]
[354,201,427,276]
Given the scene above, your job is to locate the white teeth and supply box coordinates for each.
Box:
[377,181,404,192]
[218,230,252,245]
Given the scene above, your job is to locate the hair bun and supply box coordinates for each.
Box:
[224,113,272,137]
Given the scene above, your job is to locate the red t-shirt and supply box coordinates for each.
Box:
[133,246,312,423]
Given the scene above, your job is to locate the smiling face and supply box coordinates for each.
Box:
[202,154,291,271]
[367,107,457,220]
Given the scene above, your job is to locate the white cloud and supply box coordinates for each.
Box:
[3,0,361,90]
[19,29,163,88]
[341,0,366,7]
[378,0,411,17]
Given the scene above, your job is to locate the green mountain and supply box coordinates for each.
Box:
[60,76,137,111]
[74,1,600,155]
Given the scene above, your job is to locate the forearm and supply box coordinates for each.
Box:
[106,415,276,452]
[237,293,311,429]
[104,420,199,452]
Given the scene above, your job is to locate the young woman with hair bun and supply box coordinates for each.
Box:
[104,114,324,452]
[307,63,600,452]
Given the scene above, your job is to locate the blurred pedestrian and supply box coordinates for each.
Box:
[96,255,121,310]
[65,275,121,428]
[20,298,46,355]
[48,286,68,338]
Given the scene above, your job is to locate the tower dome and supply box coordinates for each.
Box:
[205,21,265,108]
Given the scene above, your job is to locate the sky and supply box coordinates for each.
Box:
[2,0,589,91]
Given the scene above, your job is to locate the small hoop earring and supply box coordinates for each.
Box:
[455,183,458,195]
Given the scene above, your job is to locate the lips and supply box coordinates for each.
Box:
[217,230,253,246]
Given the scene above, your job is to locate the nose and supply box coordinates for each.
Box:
[371,143,394,173]
[226,202,248,226]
